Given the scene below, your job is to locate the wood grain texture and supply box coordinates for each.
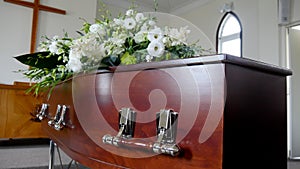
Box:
[0,82,47,139]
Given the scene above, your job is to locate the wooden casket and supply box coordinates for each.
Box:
[40,54,292,169]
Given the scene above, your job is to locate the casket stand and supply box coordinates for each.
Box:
[40,54,292,169]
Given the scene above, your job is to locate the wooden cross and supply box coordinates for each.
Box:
[4,0,66,53]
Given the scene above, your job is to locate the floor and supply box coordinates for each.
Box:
[0,142,89,169]
[0,145,64,168]
[0,142,299,169]
[289,160,300,169]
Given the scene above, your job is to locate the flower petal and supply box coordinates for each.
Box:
[147,40,165,57]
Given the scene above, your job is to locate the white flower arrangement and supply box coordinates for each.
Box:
[14,6,211,96]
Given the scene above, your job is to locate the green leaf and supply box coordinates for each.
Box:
[101,55,121,66]
[121,52,137,65]
[14,52,65,69]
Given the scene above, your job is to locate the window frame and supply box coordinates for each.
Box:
[216,12,243,57]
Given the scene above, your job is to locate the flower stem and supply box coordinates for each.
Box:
[154,0,158,11]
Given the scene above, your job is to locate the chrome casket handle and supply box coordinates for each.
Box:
[36,103,49,120]
[102,135,180,157]
[102,109,181,157]
[48,104,70,130]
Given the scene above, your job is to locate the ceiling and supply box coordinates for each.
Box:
[104,0,212,13]
[135,0,199,12]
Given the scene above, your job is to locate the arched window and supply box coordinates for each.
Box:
[217,12,242,57]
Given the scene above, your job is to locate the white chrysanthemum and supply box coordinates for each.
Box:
[165,26,191,45]
[135,13,145,22]
[67,49,82,72]
[124,18,136,30]
[147,40,165,57]
[67,58,82,72]
[69,35,106,69]
[77,34,102,58]
[147,27,163,42]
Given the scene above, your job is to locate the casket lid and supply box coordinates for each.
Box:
[103,54,292,76]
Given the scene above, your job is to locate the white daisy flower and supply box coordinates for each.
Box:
[147,27,163,42]
[124,18,136,30]
[147,40,165,57]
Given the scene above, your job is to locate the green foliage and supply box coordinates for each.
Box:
[14,34,73,98]
[23,65,72,99]
[15,53,72,99]
[14,52,64,69]
[121,52,137,65]
[101,55,121,66]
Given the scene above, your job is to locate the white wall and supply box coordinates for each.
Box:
[0,0,97,84]
[288,0,300,158]
[173,0,280,65]
[97,0,153,19]
[291,0,300,22]
[289,28,300,158]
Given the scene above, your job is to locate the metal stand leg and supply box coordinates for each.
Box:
[48,139,83,169]
[49,140,55,169]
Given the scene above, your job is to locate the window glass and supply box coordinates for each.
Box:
[218,12,242,57]
[222,39,241,57]
[221,16,241,36]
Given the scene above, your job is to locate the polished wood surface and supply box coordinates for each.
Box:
[0,82,47,139]
[42,55,292,169]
